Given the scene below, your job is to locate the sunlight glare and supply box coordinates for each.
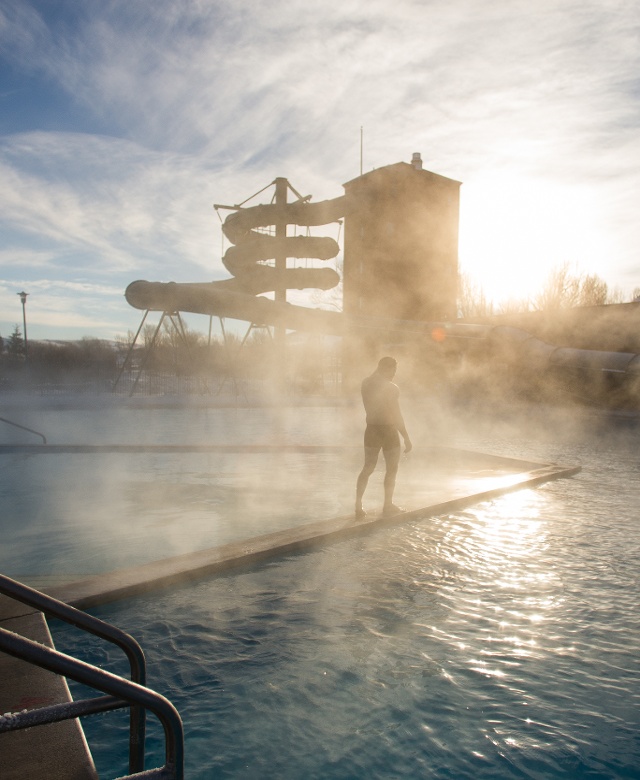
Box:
[459,173,609,306]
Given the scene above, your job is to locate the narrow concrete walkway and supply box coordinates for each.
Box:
[49,458,580,611]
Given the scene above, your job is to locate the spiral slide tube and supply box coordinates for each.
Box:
[220,194,346,295]
[127,192,346,308]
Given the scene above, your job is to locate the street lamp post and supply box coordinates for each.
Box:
[17,291,28,362]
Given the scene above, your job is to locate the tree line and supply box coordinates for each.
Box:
[0,318,333,395]
[1,264,637,391]
[0,326,118,383]
[458,262,640,318]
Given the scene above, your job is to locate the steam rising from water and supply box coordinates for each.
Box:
[0,387,593,583]
[47,419,640,778]
[1,383,631,593]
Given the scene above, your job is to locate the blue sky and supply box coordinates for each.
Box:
[1,0,639,341]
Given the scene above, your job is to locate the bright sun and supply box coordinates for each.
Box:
[458,173,610,307]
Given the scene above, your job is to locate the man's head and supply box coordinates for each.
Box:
[377,356,397,379]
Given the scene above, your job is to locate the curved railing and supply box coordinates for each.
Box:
[0,629,183,780]
[0,416,47,444]
[0,574,183,778]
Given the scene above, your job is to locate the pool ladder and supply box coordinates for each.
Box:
[0,574,184,779]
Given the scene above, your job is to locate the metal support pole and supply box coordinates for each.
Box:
[113,309,150,391]
[17,291,28,362]
[274,177,288,346]
[130,312,167,396]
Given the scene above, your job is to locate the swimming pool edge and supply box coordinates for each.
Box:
[47,462,581,610]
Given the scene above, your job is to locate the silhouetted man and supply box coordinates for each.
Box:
[355,356,412,518]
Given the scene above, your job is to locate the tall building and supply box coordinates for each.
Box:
[343,154,461,323]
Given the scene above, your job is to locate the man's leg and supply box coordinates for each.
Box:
[355,447,379,517]
[382,446,402,514]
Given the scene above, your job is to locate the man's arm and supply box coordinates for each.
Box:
[398,420,412,453]
[390,386,412,452]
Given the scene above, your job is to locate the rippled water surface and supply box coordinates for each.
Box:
[6,399,640,778]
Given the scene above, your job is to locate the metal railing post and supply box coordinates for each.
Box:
[0,627,184,780]
[0,574,147,774]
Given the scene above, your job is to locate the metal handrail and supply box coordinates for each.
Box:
[0,573,147,774]
[0,627,184,779]
[0,415,47,444]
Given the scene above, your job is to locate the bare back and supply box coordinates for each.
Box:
[361,371,403,429]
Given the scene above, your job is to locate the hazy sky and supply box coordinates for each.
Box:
[1,0,639,340]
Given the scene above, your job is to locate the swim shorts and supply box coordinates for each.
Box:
[364,424,401,452]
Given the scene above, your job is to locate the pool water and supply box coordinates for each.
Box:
[0,405,363,580]
[0,402,536,583]
[43,404,640,779]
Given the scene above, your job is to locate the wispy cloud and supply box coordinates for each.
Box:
[1,0,639,338]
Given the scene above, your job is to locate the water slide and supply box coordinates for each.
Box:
[124,195,640,393]
[126,194,347,329]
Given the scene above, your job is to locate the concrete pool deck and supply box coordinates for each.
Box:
[0,595,98,779]
[0,446,580,778]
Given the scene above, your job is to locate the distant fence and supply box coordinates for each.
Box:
[0,366,343,399]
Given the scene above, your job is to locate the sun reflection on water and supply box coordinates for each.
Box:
[432,487,565,693]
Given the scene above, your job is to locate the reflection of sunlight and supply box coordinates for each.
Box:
[469,659,506,678]
[460,472,535,496]
[488,485,540,518]
[439,488,562,686]
[471,489,544,574]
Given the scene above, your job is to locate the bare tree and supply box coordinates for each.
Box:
[459,263,627,318]
[535,264,626,309]
[457,273,495,318]
[534,263,581,310]
[578,274,609,306]
[496,296,531,315]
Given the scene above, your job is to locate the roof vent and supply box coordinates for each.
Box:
[411,152,423,170]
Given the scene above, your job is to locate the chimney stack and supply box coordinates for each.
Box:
[411,152,423,170]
